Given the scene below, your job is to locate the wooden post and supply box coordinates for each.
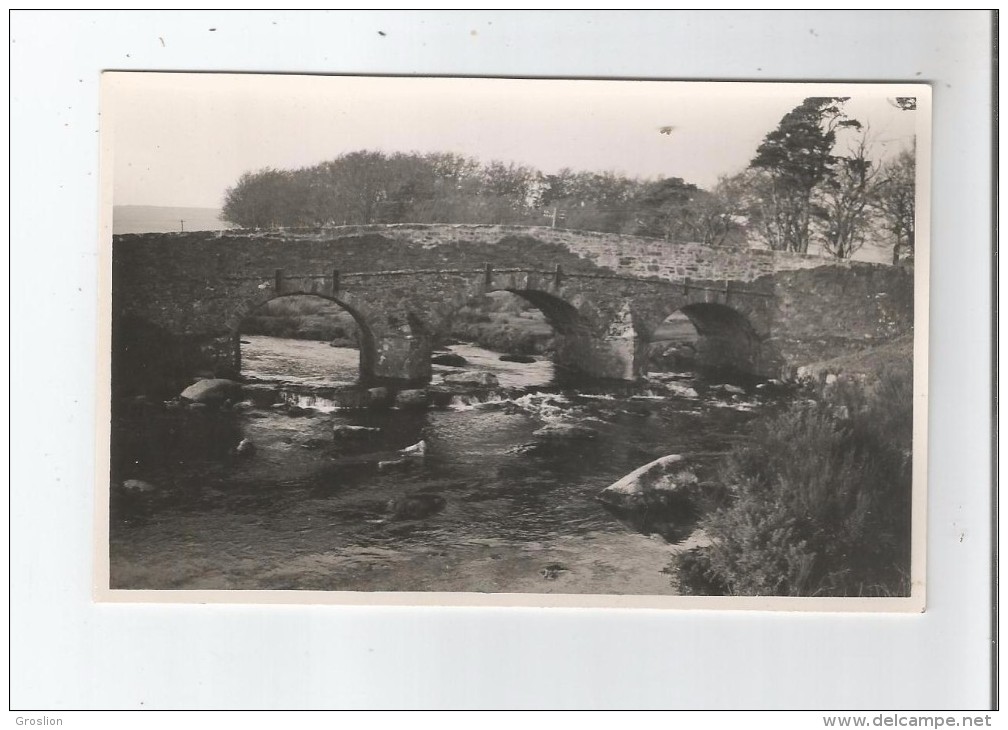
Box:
[274,269,283,293]
[554,263,563,288]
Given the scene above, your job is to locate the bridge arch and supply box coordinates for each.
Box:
[489,287,595,336]
[430,279,644,380]
[229,292,380,383]
[650,302,764,375]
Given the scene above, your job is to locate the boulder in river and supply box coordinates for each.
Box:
[400,440,427,457]
[598,454,710,542]
[387,493,446,520]
[180,378,244,405]
[376,441,426,470]
[431,353,469,367]
[234,438,256,458]
[442,371,500,387]
[665,383,699,399]
[499,354,536,364]
[710,383,746,397]
[333,424,381,440]
[395,389,430,409]
[367,387,391,408]
[532,422,599,441]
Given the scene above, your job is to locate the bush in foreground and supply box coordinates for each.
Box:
[674,363,913,597]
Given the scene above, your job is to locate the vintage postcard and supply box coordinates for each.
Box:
[96,73,930,609]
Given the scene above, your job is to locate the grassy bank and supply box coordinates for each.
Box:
[796,333,914,389]
[242,297,360,344]
[672,343,915,597]
[243,292,556,354]
[448,296,554,355]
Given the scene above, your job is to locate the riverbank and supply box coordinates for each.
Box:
[663,336,915,597]
[796,333,914,389]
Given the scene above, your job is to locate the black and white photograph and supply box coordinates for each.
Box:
[12,9,997,712]
[98,73,930,607]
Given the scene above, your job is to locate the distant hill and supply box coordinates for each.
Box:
[113,205,234,235]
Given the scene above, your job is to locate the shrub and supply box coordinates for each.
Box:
[675,361,913,597]
[240,299,360,342]
[449,321,554,356]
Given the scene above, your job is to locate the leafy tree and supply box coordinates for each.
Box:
[633,177,700,242]
[220,149,722,238]
[222,168,306,229]
[749,97,862,253]
[538,167,578,209]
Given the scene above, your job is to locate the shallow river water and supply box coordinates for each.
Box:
[110,336,778,594]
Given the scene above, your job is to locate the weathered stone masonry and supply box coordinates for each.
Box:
[111,224,914,395]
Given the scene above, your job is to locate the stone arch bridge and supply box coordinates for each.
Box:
[111,224,913,395]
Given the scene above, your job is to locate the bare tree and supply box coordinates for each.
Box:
[815,131,881,259]
[873,147,916,264]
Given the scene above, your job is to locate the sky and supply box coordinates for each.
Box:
[105,73,922,209]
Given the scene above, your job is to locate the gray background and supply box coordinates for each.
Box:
[9,10,994,708]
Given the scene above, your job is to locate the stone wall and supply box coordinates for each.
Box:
[765,264,915,372]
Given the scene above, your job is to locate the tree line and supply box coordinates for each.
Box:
[221,97,916,263]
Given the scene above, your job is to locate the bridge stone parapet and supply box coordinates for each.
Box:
[110,225,913,395]
[208,223,848,282]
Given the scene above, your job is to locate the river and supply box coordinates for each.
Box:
[109,335,780,595]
